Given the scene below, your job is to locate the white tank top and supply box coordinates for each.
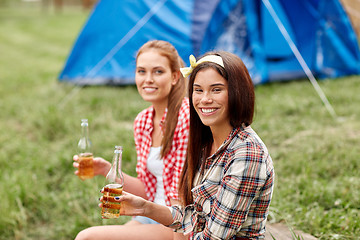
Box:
[146,147,166,205]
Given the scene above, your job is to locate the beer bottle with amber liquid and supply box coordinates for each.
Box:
[101,145,124,219]
[77,119,94,180]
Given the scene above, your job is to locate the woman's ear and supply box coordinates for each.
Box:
[171,71,181,85]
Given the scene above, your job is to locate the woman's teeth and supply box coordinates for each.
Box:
[202,108,216,113]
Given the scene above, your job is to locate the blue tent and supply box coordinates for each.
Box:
[58,0,360,85]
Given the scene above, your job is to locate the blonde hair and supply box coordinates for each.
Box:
[136,40,187,158]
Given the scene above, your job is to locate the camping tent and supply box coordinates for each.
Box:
[58,0,360,86]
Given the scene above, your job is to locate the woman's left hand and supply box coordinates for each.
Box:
[99,191,148,216]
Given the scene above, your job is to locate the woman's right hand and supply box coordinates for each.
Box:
[73,155,111,177]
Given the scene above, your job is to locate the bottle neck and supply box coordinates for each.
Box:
[106,147,124,184]
[81,124,89,139]
[113,149,122,172]
[78,120,92,153]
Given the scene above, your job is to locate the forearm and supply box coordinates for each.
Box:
[116,192,178,228]
[143,201,174,226]
[122,173,148,199]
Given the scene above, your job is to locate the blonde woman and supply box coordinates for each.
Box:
[74,40,189,240]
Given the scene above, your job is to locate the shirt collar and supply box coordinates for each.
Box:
[145,106,168,132]
[204,126,245,169]
[211,126,242,157]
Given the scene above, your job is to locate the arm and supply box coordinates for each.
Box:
[73,155,148,199]
[192,147,267,239]
[122,173,148,199]
[115,191,174,226]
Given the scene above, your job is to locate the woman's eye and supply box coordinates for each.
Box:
[155,70,164,74]
[137,69,145,74]
[213,88,221,93]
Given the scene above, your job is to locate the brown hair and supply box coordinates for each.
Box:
[179,51,255,205]
[136,40,186,158]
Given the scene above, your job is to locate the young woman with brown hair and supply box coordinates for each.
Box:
[111,51,275,239]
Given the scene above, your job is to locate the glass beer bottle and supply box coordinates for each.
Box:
[101,145,124,219]
[77,119,94,180]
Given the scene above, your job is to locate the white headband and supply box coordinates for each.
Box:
[180,54,224,78]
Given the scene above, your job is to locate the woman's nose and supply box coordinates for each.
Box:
[200,92,213,104]
[144,73,154,83]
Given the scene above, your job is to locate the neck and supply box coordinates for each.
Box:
[210,124,232,155]
[153,104,166,124]
[153,100,167,117]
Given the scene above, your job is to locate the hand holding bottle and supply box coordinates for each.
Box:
[99,190,147,216]
[73,155,111,177]
[99,190,175,227]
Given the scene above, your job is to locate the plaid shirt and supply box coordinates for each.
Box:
[134,98,189,206]
[169,125,275,239]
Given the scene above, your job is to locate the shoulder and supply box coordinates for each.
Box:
[224,127,273,180]
[176,98,190,127]
[135,105,153,121]
[178,98,190,119]
[230,126,270,161]
[134,105,153,129]
[180,97,190,112]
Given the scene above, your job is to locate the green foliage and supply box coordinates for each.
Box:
[0,4,359,240]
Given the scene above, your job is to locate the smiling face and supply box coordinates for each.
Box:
[192,68,232,132]
[135,50,178,106]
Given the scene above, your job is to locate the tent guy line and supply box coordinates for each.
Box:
[262,0,338,120]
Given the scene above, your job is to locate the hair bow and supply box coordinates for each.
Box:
[180,54,224,78]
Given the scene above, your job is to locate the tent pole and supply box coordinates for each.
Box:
[262,0,339,120]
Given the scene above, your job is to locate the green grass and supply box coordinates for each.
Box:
[0,4,359,240]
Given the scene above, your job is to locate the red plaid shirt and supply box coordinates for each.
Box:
[169,126,275,239]
[134,98,189,206]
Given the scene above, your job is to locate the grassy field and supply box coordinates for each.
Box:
[0,3,359,240]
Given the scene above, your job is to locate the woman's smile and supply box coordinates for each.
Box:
[200,107,218,114]
[142,86,158,93]
[192,68,231,132]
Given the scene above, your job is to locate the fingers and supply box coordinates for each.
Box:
[73,161,79,177]
[73,156,79,176]
[93,157,103,161]
[113,191,129,202]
